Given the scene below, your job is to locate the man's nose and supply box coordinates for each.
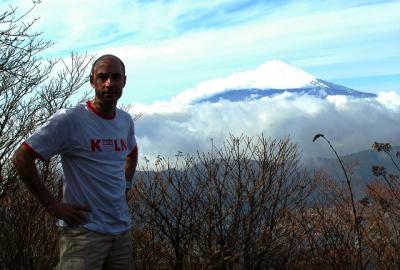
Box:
[104,77,113,86]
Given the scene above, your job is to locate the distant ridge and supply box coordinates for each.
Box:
[196,80,376,103]
[307,146,400,198]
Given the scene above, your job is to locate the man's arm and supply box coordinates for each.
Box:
[12,144,90,225]
[125,146,138,194]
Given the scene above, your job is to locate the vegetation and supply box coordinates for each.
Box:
[2,3,400,270]
[131,135,314,270]
[0,4,92,269]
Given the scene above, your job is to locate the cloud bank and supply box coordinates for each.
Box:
[133,91,400,165]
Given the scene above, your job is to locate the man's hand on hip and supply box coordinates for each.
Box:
[46,202,91,226]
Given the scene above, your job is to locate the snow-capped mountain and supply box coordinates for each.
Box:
[180,60,376,104]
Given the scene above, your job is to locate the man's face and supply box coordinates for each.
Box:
[91,56,126,105]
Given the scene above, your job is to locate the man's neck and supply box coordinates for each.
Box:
[92,98,116,117]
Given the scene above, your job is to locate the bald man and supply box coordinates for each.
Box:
[13,55,138,270]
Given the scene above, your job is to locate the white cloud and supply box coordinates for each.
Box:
[326,95,348,108]
[377,91,400,112]
[132,92,400,166]
[130,57,400,165]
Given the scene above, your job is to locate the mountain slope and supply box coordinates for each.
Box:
[307,146,400,198]
[190,60,376,104]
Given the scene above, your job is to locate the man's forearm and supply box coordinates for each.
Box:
[12,146,90,224]
[12,146,57,208]
[125,146,138,193]
[125,146,138,180]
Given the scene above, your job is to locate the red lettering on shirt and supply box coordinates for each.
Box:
[91,139,102,152]
[120,139,127,151]
[90,138,129,152]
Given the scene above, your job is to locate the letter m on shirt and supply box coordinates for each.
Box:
[91,139,102,152]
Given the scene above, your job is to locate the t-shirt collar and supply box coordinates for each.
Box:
[86,101,116,120]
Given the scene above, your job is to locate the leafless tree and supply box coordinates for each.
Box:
[130,135,315,270]
[296,172,369,270]
[193,135,314,270]
[363,181,400,269]
[0,4,93,269]
[131,153,204,270]
[1,3,52,195]
[0,3,92,195]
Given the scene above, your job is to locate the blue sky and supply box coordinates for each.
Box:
[2,0,400,161]
[3,0,399,105]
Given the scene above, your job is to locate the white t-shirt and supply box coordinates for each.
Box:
[24,101,137,234]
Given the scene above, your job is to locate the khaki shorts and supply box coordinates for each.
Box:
[56,227,134,270]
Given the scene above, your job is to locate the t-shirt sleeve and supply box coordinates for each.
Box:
[24,109,72,161]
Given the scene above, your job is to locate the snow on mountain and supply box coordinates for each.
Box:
[171,60,376,104]
[232,60,317,89]
[197,80,376,103]
[133,59,400,169]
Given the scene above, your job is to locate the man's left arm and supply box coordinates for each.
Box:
[125,146,138,195]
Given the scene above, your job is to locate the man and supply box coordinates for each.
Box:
[12,54,138,269]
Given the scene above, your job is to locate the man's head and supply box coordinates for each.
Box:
[90,54,126,106]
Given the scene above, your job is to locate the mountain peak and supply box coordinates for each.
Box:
[173,60,317,104]
[252,60,316,89]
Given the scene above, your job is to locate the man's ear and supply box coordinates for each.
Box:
[122,75,127,87]
[90,75,94,86]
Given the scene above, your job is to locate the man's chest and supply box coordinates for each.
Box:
[69,119,131,157]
